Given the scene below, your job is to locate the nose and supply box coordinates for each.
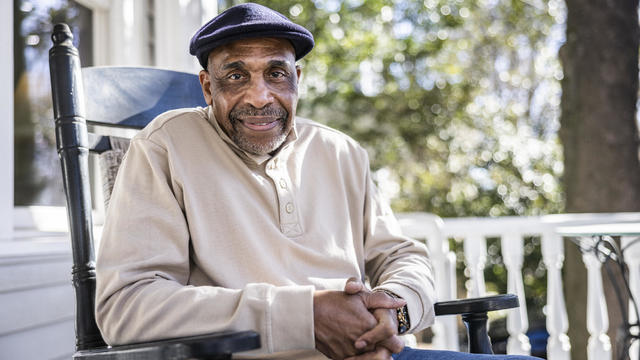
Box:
[244,77,274,109]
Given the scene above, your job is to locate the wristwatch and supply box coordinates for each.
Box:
[396,303,410,334]
[375,289,411,335]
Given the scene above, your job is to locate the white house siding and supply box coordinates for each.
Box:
[0,237,74,359]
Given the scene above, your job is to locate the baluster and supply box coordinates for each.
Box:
[443,250,460,350]
[501,232,531,355]
[424,217,460,351]
[430,251,460,351]
[582,239,612,360]
[623,236,640,360]
[542,230,571,360]
[464,234,487,298]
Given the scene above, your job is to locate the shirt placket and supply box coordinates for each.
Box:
[266,157,303,237]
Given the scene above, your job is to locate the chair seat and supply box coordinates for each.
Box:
[73,331,260,359]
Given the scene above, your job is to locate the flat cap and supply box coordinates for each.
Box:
[189,3,314,69]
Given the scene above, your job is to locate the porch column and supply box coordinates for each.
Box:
[0,0,13,240]
[109,0,151,66]
[154,0,217,73]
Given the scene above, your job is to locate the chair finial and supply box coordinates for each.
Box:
[52,23,73,46]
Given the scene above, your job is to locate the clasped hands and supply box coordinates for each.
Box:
[313,279,406,360]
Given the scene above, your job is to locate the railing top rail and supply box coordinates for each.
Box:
[398,212,640,240]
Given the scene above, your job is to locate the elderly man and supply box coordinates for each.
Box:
[95,3,540,360]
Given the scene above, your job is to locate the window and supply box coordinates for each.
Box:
[14,0,93,205]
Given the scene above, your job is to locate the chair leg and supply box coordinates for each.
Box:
[461,312,493,354]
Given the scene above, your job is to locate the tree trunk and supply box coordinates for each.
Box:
[559,1,640,359]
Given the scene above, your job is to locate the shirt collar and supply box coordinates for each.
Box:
[206,106,298,166]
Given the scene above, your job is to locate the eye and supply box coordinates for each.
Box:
[270,71,287,79]
[227,73,244,80]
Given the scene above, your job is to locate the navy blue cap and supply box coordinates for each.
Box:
[189,3,314,69]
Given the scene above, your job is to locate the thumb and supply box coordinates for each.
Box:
[361,291,406,310]
[344,277,365,295]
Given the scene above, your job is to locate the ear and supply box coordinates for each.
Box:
[296,65,302,85]
[199,70,213,105]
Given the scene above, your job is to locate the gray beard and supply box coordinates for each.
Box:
[231,121,288,156]
[228,104,289,155]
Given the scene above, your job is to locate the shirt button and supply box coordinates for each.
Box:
[279,179,287,189]
[285,203,294,213]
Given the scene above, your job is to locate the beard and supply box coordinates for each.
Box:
[228,104,290,156]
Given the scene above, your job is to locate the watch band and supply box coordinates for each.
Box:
[374,289,411,334]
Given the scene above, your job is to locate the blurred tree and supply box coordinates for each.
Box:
[560,1,640,359]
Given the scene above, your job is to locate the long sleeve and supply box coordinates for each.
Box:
[362,161,436,333]
[95,137,315,354]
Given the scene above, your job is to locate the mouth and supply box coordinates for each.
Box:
[239,117,281,131]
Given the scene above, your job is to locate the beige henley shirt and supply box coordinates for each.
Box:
[95,106,436,359]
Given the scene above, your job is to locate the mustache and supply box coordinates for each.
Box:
[229,104,288,121]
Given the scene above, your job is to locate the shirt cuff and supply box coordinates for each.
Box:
[269,285,316,353]
[373,283,426,333]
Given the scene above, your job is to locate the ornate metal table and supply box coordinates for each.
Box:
[556,223,640,360]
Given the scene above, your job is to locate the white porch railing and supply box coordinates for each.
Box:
[3,207,640,359]
[397,212,640,359]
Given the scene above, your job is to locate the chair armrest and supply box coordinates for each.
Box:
[73,330,260,360]
[434,294,519,354]
[434,294,519,316]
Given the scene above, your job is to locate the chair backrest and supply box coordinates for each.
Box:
[48,23,206,351]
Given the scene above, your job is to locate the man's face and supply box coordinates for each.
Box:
[199,37,301,156]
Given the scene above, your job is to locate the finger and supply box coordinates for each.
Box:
[315,342,340,360]
[345,347,393,360]
[354,317,396,350]
[361,291,406,310]
[344,277,365,295]
[356,309,401,353]
[379,335,405,354]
